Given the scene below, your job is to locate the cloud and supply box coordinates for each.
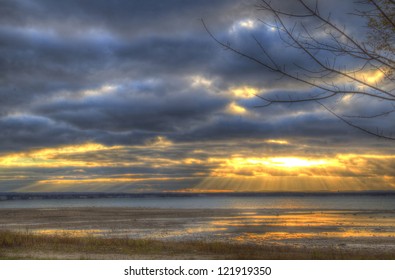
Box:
[0,140,394,192]
[0,0,393,192]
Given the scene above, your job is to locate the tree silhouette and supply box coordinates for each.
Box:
[204,0,395,139]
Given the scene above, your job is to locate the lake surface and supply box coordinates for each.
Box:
[1,195,394,210]
[1,195,395,250]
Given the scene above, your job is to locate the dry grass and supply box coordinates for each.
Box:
[1,230,395,260]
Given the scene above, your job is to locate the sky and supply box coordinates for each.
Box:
[0,0,394,193]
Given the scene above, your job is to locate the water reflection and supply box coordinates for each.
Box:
[211,210,395,245]
[21,209,395,248]
[31,229,104,237]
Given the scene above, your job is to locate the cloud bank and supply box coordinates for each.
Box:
[0,0,394,192]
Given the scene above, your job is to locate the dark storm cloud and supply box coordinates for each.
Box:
[175,110,357,144]
[0,115,81,152]
[0,0,392,154]
[33,85,228,133]
[0,0,245,34]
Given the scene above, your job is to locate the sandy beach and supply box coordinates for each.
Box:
[1,207,395,259]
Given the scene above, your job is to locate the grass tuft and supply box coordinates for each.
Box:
[1,230,394,260]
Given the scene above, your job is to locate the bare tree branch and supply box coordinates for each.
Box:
[317,101,395,140]
[203,0,395,140]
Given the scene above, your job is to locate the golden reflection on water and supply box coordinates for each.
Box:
[213,212,395,227]
[26,210,395,245]
[32,229,104,237]
[235,230,395,242]
[211,211,395,243]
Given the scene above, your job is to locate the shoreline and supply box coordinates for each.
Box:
[1,230,395,260]
[2,191,395,202]
[1,207,395,259]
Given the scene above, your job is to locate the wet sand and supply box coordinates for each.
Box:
[1,207,395,258]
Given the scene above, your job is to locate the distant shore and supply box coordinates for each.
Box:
[1,191,395,201]
[1,207,395,259]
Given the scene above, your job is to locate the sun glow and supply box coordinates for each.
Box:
[355,70,385,88]
[229,19,259,34]
[238,19,256,29]
[31,143,114,157]
[1,136,394,193]
[211,154,395,178]
[207,156,339,180]
[193,153,395,192]
[226,156,332,170]
[265,139,290,145]
[230,86,259,99]
[366,70,385,84]
[227,102,247,114]
[0,143,120,167]
[269,157,328,168]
